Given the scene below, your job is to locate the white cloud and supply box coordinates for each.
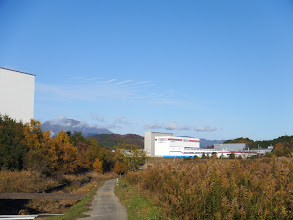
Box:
[150,99,192,105]
[194,126,217,132]
[144,122,217,132]
[114,116,129,125]
[90,113,105,122]
[86,77,103,81]
[136,81,152,85]
[35,76,193,107]
[114,80,133,85]
[104,79,117,83]
[49,116,72,126]
[144,122,190,131]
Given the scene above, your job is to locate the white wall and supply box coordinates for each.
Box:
[0,68,35,124]
[155,136,200,156]
[144,131,173,157]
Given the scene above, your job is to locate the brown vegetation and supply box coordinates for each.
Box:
[26,172,118,214]
[125,158,293,219]
[0,170,59,193]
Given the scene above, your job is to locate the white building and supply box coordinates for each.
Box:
[144,131,270,158]
[155,136,200,157]
[144,131,202,157]
[144,131,173,157]
[0,67,35,124]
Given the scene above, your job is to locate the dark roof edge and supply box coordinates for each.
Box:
[0,67,36,76]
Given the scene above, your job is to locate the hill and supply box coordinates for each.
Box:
[86,134,144,150]
[200,138,226,147]
[224,136,293,149]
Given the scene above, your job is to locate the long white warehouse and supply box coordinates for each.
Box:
[0,67,35,124]
[144,131,268,158]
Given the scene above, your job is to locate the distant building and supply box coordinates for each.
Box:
[145,132,272,158]
[155,136,200,157]
[214,143,248,152]
[0,67,35,124]
[144,131,173,157]
[144,131,201,157]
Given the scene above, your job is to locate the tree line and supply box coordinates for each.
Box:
[225,137,293,157]
[0,115,146,175]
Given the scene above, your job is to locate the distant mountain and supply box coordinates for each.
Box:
[199,138,226,148]
[41,118,113,136]
[86,134,144,150]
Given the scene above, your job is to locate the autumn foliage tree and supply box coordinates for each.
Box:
[93,158,103,173]
[0,116,130,175]
[114,143,146,172]
[52,131,78,173]
[113,161,127,175]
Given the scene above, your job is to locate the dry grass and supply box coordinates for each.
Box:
[0,170,59,193]
[26,171,118,214]
[126,157,293,220]
[0,170,118,214]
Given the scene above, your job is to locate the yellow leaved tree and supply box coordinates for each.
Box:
[52,131,78,173]
[93,158,103,173]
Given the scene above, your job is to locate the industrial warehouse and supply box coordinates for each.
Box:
[144,131,273,158]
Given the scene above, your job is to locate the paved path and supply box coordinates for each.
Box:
[79,179,127,220]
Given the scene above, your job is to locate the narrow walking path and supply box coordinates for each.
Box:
[79,179,127,220]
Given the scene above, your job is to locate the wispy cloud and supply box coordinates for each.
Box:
[94,116,130,129]
[194,126,217,132]
[136,81,152,85]
[44,115,131,131]
[144,122,217,132]
[35,76,193,107]
[114,80,133,85]
[46,116,104,129]
[86,77,103,81]
[150,99,192,105]
[144,122,190,131]
[114,116,129,125]
[104,79,117,83]
[90,113,105,123]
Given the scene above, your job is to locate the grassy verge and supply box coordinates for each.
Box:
[115,178,163,220]
[43,180,104,220]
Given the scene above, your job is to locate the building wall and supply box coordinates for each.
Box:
[214,143,247,152]
[144,131,173,157]
[0,68,35,124]
[155,136,200,157]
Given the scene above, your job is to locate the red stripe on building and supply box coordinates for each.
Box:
[168,138,182,141]
[189,140,200,142]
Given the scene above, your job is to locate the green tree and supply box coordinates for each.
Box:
[115,143,146,171]
[0,115,28,170]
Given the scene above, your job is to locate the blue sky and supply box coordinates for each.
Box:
[1,0,293,140]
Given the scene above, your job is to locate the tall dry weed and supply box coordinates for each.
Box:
[126,158,293,219]
[0,170,59,192]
